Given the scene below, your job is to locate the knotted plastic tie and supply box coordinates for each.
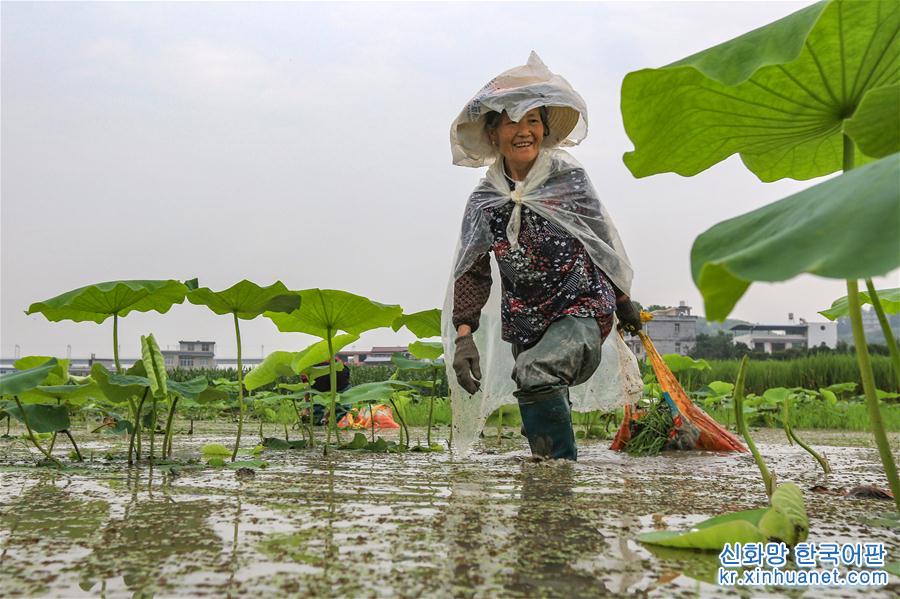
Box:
[506,187,525,251]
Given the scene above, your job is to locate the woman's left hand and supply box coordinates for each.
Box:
[616,299,643,334]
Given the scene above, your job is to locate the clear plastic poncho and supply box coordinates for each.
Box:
[442,148,644,455]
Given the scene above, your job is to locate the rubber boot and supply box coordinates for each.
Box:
[517,387,577,460]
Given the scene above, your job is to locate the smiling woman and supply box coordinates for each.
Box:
[483,107,549,180]
[443,52,645,459]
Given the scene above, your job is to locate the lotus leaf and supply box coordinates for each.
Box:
[266,288,401,339]
[691,154,900,320]
[13,356,70,385]
[0,401,71,433]
[661,354,710,373]
[244,351,298,391]
[622,0,899,181]
[166,376,209,400]
[392,308,442,338]
[26,279,195,323]
[391,353,435,371]
[186,280,299,319]
[291,334,359,375]
[0,358,58,396]
[141,334,167,399]
[819,287,900,320]
[408,340,444,361]
[339,381,413,406]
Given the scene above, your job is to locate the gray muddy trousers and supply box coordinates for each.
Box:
[511,316,607,460]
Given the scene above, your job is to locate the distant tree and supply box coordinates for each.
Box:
[690,332,749,360]
[646,304,669,312]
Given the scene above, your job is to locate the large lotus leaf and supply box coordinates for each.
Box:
[91,364,147,405]
[845,86,900,160]
[707,381,734,397]
[14,356,70,385]
[819,287,900,320]
[19,381,104,407]
[637,509,768,549]
[0,358,58,396]
[291,334,359,375]
[244,351,298,391]
[758,483,809,545]
[691,154,900,321]
[0,400,71,433]
[762,387,792,405]
[304,362,342,380]
[141,334,167,399]
[408,340,444,361]
[662,354,710,373]
[267,289,402,339]
[391,353,436,371]
[392,309,442,338]
[622,0,899,181]
[187,280,299,320]
[167,376,209,400]
[197,386,230,404]
[26,279,193,323]
[339,381,413,406]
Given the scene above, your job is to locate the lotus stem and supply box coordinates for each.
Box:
[63,429,83,462]
[783,394,830,474]
[48,431,58,454]
[847,279,900,510]
[734,356,775,497]
[163,396,178,459]
[865,279,900,389]
[113,313,122,374]
[496,405,502,445]
[447,389,453,450]
[371,404,376,444]
[231,312,245,461]
[428,367,437,447]
[325,332,338,453]
[149,395,158,464]
[13,396,62,467]
[128,389,149,465]
[389,397,409,449]
[290,398,304,442]
[842,135,900,508]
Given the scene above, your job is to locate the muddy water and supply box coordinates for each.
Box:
[0,424,898,598]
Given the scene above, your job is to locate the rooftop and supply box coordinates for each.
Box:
[730,324,810,334]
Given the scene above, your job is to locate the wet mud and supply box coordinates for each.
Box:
[1,424,898,597]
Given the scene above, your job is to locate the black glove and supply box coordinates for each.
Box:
[453,335,482,394]
[616,300,642,334]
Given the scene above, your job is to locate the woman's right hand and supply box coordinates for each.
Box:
[453,334,482,394]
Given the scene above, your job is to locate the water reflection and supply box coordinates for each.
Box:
[76,498,223,596]
[508,463,610,596]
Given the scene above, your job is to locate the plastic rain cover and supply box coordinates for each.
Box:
[441,149,644,455]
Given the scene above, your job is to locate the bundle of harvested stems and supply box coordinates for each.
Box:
[624,401,673,457]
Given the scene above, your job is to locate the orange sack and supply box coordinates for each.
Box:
[338,404,400,430]
[610,331,746,453]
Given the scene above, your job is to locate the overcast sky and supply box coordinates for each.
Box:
[2,1,897,360]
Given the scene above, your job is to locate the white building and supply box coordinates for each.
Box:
[162,340,216,369]
[625,302,697,359]
[730,318,837,353]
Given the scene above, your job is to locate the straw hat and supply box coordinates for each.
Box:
[450,52,589,167]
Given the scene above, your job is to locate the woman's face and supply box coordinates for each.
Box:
[490,108,545,173]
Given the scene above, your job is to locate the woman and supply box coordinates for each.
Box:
[444,53,643,461]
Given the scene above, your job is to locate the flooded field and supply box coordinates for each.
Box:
[1,423,898,598]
